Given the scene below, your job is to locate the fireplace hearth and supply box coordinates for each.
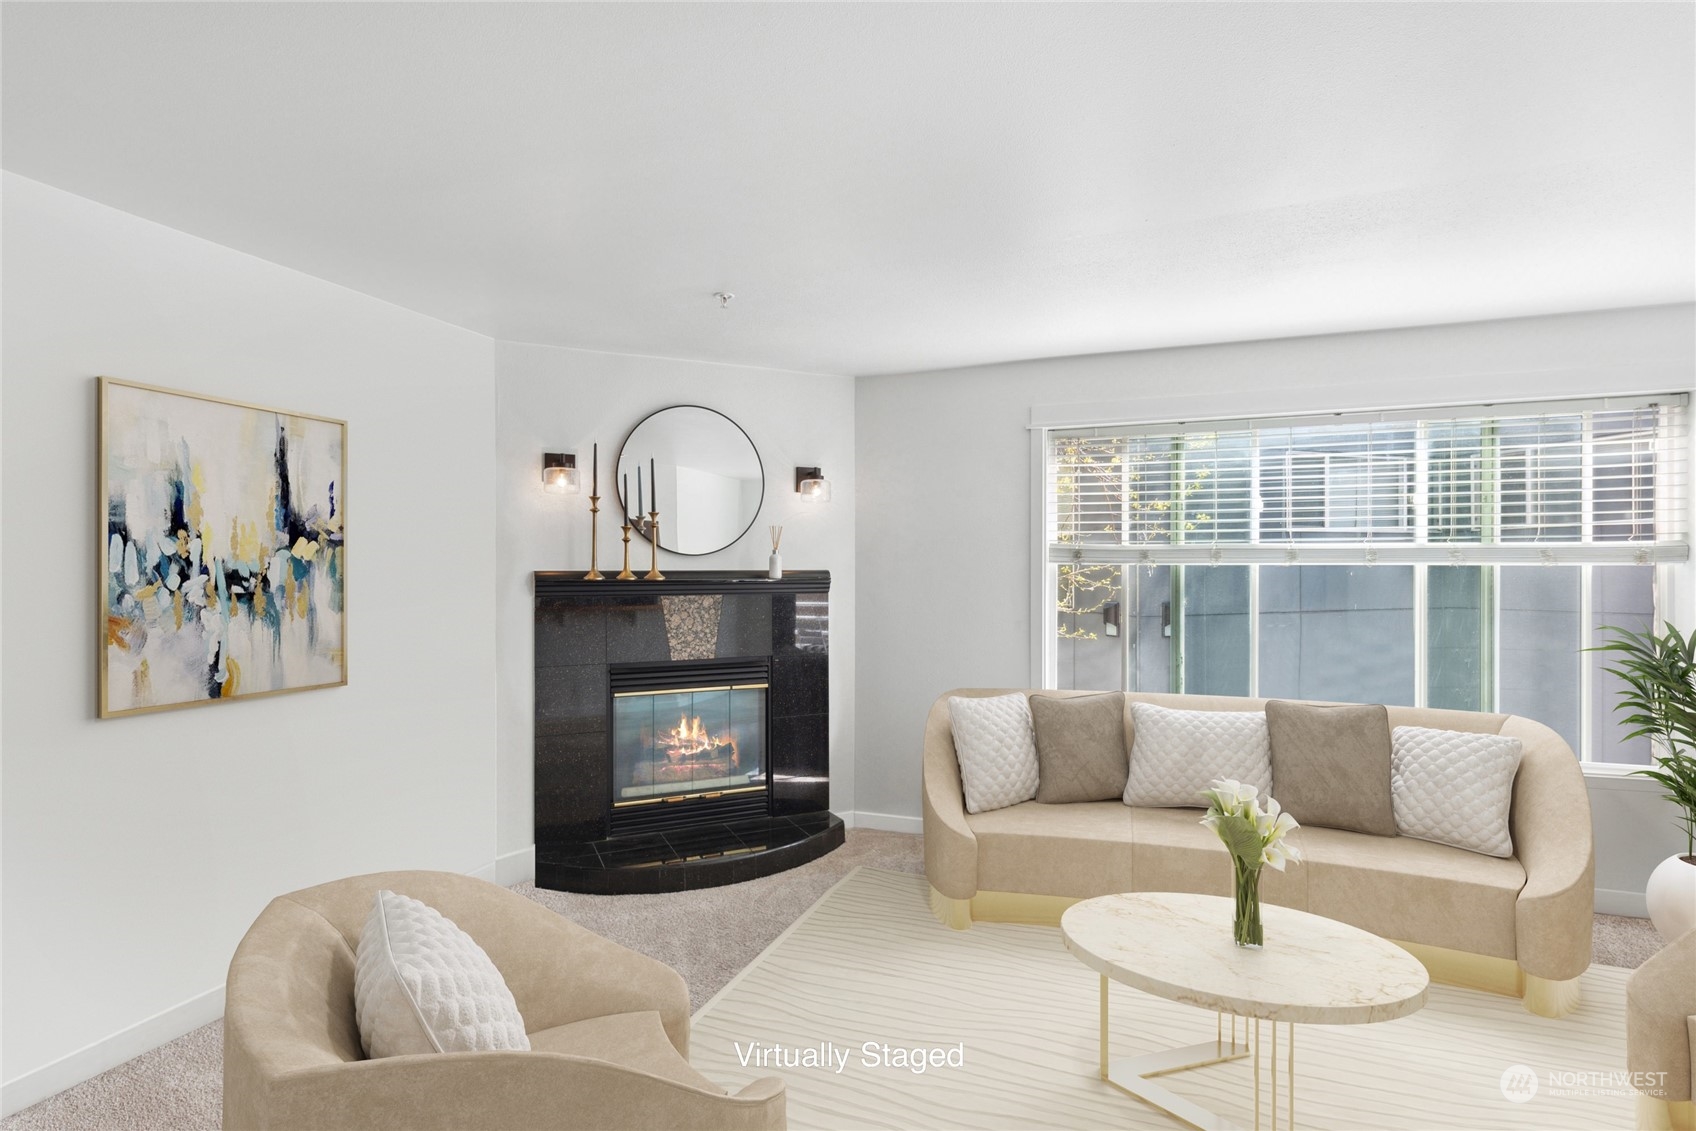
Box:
[533,570,842,893]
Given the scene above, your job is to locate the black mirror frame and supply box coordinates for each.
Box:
[615,404,766,557]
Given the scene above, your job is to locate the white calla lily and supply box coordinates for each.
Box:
[1198,779,1303,875]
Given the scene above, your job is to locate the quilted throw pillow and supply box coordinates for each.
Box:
[1123,702,1272,808]
[949,693,1040,813]
[1390,726,1524,858]
[354,890,530,1058]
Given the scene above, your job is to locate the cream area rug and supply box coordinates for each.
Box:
[689,867,1634,1131]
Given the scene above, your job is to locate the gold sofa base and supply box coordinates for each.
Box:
[1638,1097,1696,1131]
[928,885,1582,1019]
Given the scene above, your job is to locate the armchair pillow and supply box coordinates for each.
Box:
[1265,700,1397,836]
[1031,692,1129,803]
[1390,726,1524,858]
[1124,702,1272,808]
[948,693,1040,813]
[354,889,531,1058]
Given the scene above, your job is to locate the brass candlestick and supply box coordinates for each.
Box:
[583,495,605,580]
[617,522,637,580]
[644,511,665,580]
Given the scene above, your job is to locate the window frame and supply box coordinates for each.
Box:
[1033,394,1690,768]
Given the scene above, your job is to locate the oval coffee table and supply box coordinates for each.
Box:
[1061,891,1429,1131]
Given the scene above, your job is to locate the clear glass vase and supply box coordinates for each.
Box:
[1233,858,1264,948]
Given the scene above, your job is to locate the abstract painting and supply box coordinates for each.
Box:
[99,378,346,717]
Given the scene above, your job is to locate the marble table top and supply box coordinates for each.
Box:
[1061,891,1430,1025]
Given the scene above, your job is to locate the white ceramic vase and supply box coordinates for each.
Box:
[1645,853,1696,942]
[768,552,783,580]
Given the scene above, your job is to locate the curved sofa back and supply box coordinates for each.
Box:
[923,690,1595,983]
[924,688,1585,882]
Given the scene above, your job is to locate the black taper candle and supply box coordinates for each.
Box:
[637,465,644,517]
[651,458,658,513]
[622,472,630,523]
[592,443,598,495]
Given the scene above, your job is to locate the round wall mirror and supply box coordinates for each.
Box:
[615,405,765,556]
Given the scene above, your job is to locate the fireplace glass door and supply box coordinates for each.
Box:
[612,682,768,806]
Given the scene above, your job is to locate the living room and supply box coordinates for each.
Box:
[3,3,1694,1130]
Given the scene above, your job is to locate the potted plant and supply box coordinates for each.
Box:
[1592,623,1696,941]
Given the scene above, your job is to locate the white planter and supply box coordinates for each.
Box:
[1644,853,1696,942]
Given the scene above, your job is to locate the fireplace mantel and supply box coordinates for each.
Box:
[532,568,841,893]
[536,569,831,598]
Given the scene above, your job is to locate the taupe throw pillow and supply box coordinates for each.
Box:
[1031,693,1129,803]
[1264,701,1397,836]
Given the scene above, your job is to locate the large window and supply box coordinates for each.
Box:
[1044,396,1689,765]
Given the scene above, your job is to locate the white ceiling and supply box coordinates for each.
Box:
[3,3,1692,377]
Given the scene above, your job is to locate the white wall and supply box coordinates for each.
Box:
[856,304,1696,891]
[495,342,856,876]
[0,175,499,1114]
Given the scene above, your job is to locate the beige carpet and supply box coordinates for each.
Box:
[691,867,1638,1130]
[0,829,1662,1130]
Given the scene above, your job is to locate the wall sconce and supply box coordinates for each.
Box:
[542,452,580,494]
[795,466,831,503]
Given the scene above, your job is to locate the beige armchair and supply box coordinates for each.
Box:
[223,870,785,1131]
[1628,928,1696,1131]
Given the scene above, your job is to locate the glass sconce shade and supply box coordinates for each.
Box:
[795,466,831,503]
[543,452,581,494]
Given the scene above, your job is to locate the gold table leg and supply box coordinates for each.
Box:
[1253,1021,1297,1131]
[1097,978,1252,1130]
[1095,983,1300,1131]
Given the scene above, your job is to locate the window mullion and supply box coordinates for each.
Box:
[1247,435,1263,698]
[1119,564,1133,693]
[1172,437,1187,693]
[1579,563,1594,763]
[1248,565,1260,699]
[1488,565,1501,714]
[1169,564,1185,694]
[1413,423,1431,709]
[1413,564,1428,709]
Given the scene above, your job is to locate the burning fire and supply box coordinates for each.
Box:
[664,714,740,768]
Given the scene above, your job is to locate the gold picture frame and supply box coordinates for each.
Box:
[98,377,347,718]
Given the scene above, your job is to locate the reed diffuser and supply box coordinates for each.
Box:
[768,525,784,580]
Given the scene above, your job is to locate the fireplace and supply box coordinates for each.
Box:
[609,659,771,832]
[532,570,842,893]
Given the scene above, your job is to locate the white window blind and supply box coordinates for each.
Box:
[1045,395,1689,566]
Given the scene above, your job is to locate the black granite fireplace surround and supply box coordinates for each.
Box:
[533,570,843,893]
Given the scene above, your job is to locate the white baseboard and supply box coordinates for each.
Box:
[851,810,922,835]
[496,845,536,886]
[1,983,224,1118]
[1594,887,1650,918]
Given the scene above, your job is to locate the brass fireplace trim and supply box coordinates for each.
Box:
[612,783,766,809]
[612,682,769,697]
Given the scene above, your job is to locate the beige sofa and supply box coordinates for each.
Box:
[1628,928,1696,1130]
[224,870,785,1131]
[924,690,1595,1018]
